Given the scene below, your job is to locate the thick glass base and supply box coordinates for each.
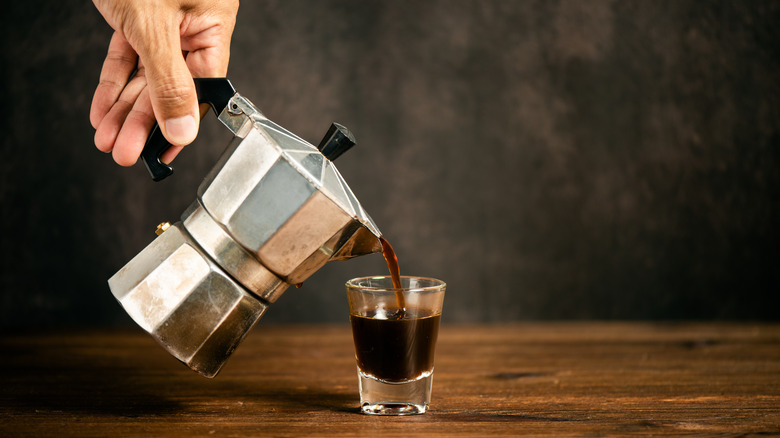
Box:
[358,369,433,415]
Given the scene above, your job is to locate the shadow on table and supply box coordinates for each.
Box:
[250,386,358,414]
[1,333,358,417]
[1,338,183,417]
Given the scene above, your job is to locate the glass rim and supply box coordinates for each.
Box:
[346,275,446,293]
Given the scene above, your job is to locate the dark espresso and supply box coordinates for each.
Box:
[350,309,441,382]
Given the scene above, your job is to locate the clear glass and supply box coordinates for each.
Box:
[346,276,446,415]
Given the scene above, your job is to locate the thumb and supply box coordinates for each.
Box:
[140,29,199,147]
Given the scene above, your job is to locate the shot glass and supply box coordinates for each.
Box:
[346,276,446,415]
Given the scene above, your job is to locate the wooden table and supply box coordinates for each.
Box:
[1,323,779,436]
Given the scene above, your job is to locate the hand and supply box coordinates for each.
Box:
[90,0,239,166]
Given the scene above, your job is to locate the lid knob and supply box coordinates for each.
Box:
[317,123,356,161]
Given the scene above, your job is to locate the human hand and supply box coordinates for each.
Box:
[90,0,239,166]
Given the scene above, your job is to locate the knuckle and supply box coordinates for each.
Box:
[152,81,195,111]
[95,78,124,94]
[126,104,155,123]
[105,50,137,69]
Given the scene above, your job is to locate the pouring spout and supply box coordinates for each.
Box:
[332,222,382,260]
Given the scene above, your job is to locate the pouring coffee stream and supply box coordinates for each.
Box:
[379,237,406,312]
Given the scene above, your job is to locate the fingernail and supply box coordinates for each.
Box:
[164,115,198,145]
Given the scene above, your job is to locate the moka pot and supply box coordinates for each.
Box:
[108,79,382,377]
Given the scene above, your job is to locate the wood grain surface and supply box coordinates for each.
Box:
[1,323,779,436]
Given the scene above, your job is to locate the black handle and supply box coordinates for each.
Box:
[141,78,236,181]
[317,123,356,161]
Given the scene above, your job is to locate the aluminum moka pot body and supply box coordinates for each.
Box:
[108,79,382,377]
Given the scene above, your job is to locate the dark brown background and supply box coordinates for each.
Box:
[1,0,778,327]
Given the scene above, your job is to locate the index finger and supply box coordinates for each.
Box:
[90,32,138,130]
